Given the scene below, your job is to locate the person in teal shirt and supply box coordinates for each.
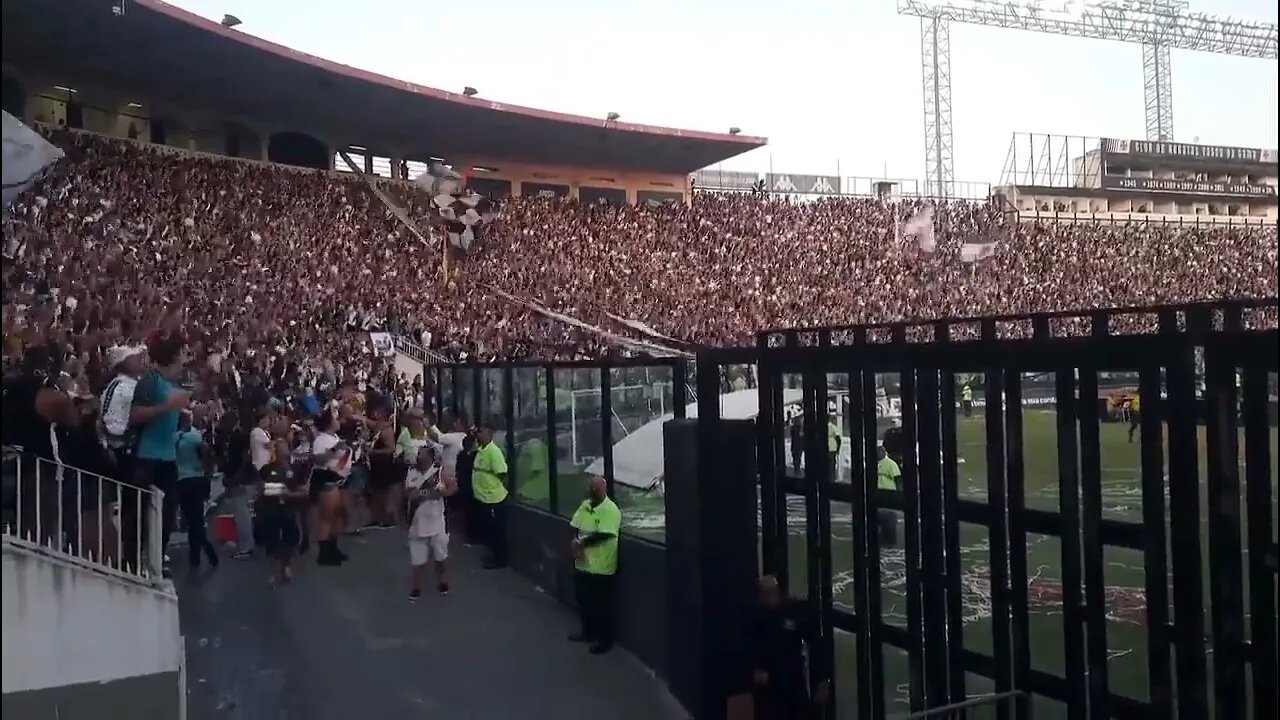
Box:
[133,335,190,575]
[175,411,218,570]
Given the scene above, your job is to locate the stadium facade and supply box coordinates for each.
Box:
[0,0,765,205]
[999,132,1278,225]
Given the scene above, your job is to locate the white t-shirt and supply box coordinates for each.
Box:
[433,432,468,476]
[312,431,352,477]
[406,466,446,538]
[249,427,273,470]
[402,436,431,465]
[100,373,138,442]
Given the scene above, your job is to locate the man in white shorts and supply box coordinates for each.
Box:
[405,447,456,600]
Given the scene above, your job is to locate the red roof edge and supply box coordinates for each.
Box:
[135,0,768,148]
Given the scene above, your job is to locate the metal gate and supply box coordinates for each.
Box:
[695,299,1277,719]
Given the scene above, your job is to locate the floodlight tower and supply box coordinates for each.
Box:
[898,0,1279,197]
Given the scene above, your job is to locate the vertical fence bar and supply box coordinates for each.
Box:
[1137,361,1172,717]
[801,367,824,605]
[980,338,1012,720]
[771,357,791,593]
[1203,342,1246,720]
[845,367,873,720]
[433,367,443,419]
[56,462,64,551]
[860,368,886,719]
[938,326,966,708]
[74,468,83,556]
[672,360,688,419]
[544,367,559,514]
[502,367,516,496]
[1077,321,1110,717]
[812,338,836,717]
[98,474,105,565]
[756,347,781,579]
[134,486,143,574]
[1168,310,1208,719]
[897,357,925,715]
[34,460,42,544]
[1002,369,1031,720]
[1241,355,1278,720]
[148,488,163,577]
[1054,367,1086,720]
[915,366,949,710]
[600,366,615,499]
[471,369,483,424]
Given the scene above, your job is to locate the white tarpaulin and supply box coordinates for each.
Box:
[2,111,63,211]
[585,389,803,490]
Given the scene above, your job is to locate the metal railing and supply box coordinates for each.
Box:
[891,690,1029,718]
[393,334,449,366]
[1,447,165,582]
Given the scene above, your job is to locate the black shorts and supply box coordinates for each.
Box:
[258,501,301,554]
[366,464,403,492]
[310,469,343,502]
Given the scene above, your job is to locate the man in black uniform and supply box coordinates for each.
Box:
[749,576,829,720]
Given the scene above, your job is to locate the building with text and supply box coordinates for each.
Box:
[998,133,1278,224]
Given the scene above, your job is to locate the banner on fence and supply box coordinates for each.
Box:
[1102,175,1276,197]
[766,173,842,195]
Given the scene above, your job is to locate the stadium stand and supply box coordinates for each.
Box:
[4,128,1276,372]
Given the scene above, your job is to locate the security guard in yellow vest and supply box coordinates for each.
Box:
[877,445,902,546]
[568,476,621,654]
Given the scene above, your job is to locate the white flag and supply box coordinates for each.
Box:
[900,205,936,252]
[2,111,64,212]
[959,242,997,263]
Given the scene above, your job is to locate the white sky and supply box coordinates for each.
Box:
[168,0,1278,184]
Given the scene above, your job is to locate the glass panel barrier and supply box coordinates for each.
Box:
[513,367,550,510]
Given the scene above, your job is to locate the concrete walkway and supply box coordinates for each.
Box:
[176,530,688,720]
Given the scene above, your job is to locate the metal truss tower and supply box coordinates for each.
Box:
[921,16,955,199]
[898,0,1278,197]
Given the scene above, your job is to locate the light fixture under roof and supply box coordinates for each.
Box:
[463,87,478,97]
[53,85,77,94]
[126,101,142,108]
[606,112,620,122]
[221,14,241,28]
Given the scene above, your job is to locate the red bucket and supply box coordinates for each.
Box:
[213,514,238,545]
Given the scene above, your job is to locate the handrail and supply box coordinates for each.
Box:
[393,334,449,366]
[2,446,165,583]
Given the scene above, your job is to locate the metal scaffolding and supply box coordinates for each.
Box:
[899,0,1279,196]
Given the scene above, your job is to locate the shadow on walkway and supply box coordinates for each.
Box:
[177,529,688,720]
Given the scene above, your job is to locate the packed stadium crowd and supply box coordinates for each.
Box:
[6,130,1276,373]
[1,129,1275,379]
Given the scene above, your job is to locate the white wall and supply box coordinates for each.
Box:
[1,539,182,693]
[394,350,425,385]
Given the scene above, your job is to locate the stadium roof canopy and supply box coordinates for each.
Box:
[0,0,767,174]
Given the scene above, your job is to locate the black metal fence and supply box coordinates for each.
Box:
[695,298,1278,720]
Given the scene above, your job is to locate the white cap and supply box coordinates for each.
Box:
[105,344,146,370]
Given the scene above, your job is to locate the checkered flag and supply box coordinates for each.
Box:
[415,162,497,251]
